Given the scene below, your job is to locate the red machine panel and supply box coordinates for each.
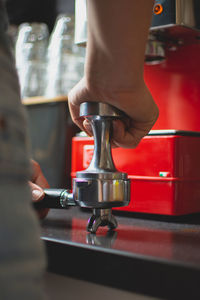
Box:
[71,132,200,216]
[71,41,200,216]
[144,44,200,131]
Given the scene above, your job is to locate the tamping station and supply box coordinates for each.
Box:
[34,102,130,233]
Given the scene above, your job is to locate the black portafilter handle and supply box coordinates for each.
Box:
[33,189,75,209]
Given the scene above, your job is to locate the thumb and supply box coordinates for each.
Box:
[29,181,45,202]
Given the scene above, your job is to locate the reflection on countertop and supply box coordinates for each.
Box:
[41,207,200,268]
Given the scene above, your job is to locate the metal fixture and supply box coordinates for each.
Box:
[86,230,117,248]
[145,34,166,64]
[74,0,200,46]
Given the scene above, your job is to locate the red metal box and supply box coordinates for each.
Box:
[71,130,200,215]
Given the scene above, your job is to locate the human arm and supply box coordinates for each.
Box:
[68,0,159,148]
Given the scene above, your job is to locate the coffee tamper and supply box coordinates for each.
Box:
[34,102,130,233]
[73,102,130,232]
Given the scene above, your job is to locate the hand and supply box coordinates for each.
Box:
[69,0,158,149]
[29,159,50,219]
[68,77,159,148]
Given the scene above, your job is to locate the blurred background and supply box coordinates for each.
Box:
[5,0,82,189]
[6,0,75,31]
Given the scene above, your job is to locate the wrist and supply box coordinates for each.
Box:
[85,46,144,93]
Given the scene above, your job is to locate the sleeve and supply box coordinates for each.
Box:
[0,1,47,299]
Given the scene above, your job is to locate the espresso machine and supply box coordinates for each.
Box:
[71,0,200,215]
[36,1,200,231]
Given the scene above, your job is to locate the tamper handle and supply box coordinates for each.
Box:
[80,102,124,173]
[80,102,124,118]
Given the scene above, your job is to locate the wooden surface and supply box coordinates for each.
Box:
[22,95,68,106]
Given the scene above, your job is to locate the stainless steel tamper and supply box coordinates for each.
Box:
[34,102,130,233]
[73,102,130,232]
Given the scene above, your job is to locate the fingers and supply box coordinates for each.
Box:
[68,78,101,136]
[68,78,90,132]
[112,119,155,148]
[83,119,93,136]
[30,160,50,219]
[30,159,50,188]
[29,181,49,219]
[83,118,146,148]
[68,77,159,149]
[68,101,85,131]
[69,107,153,148]
[112,120,138,148]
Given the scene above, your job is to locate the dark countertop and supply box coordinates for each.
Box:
[41,207,200,300]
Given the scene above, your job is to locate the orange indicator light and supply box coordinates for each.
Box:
[153,3,163,15]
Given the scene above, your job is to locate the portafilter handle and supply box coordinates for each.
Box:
[33,189,75,209]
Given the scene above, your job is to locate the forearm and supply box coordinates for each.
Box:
[86,0,154,91]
